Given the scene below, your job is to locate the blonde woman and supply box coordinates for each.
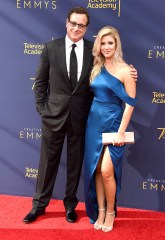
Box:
[84,26,137,232]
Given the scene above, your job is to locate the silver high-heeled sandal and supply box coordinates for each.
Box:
[102,211,115,233]
[94,209,105,230]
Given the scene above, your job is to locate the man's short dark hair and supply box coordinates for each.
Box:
[67,6,90,26]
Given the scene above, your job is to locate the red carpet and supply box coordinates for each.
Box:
[0,195,164,240]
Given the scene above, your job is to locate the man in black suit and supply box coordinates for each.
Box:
[23,6,137,224]
[23,6,94,224]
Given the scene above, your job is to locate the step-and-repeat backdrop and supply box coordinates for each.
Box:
[0,0,164,212]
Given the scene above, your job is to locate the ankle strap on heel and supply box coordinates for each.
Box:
[107,211,115,215]
[98,208,105,211]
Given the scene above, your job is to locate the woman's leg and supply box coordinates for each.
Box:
[101,146,116,230]
[94,149,106,228]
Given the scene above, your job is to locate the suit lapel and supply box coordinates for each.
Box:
[56,39,72,90]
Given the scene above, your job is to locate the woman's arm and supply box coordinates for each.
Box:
[114,67,136,146]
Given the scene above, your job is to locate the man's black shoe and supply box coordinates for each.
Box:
[23,209,45,223]
[66,209,77,223]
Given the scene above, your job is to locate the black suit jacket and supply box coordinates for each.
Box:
[34,38,94,134]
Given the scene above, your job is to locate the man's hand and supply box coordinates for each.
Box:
[130,65,138,81]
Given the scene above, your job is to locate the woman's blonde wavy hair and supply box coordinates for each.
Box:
[90,26,124,82]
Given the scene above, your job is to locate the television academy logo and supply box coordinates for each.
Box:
[25,167,38,178]
[152,92,165,104]
[24,42,44,55]
[87,0,121,16]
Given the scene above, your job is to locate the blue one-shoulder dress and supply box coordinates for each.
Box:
[84,67,136,223]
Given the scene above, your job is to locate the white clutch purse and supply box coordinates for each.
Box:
[102,132,134,144]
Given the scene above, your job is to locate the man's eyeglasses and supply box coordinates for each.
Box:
[69,21,87,30]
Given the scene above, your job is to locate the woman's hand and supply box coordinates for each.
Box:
[113,132,125,146]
